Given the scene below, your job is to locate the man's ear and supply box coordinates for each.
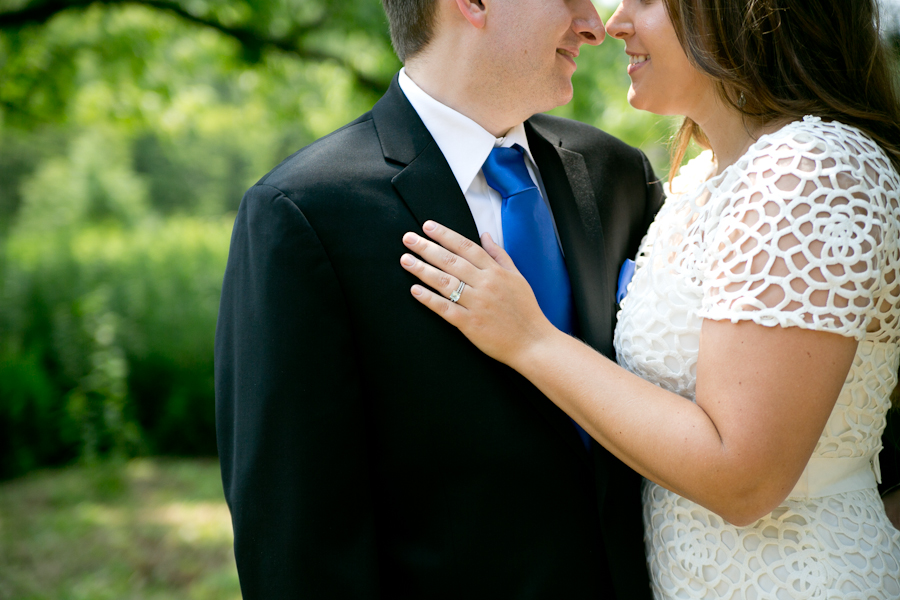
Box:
[454,0,487,29]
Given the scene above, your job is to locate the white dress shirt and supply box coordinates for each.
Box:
[398,69,561,251]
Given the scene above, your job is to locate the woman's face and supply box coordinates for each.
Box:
[605,0,713,118]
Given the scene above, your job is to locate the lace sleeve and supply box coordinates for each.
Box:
[699,122,893,340]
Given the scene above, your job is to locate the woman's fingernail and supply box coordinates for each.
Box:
[403,232,419,244]
[411,285,423,296]
[423,221,436,232]
[400,254,415,267]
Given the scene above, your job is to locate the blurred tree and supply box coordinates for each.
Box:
[886,0,900,53]
[0,0,398,104]
[0,1,396,222]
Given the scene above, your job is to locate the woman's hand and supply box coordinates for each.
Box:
[400,220,558,368]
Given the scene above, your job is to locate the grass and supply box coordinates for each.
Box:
[0,458,240,600]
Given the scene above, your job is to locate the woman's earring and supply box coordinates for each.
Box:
[738,92,747,108]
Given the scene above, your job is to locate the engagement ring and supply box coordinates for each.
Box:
[449,281,466,303]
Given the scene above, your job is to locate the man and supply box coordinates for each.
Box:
[215,0,663,597]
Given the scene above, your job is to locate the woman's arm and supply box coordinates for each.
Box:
[401,222,858,526]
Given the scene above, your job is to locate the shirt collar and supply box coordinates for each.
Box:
[398,68,538,195]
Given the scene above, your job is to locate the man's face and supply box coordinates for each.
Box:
[481,0,605,116]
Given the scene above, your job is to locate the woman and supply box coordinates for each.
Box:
[399,0,900,597]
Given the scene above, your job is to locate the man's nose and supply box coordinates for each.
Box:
[573,0,606,45]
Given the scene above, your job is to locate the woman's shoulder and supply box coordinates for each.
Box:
[744,116,896,178]
[733,117,899,208]
[665,116,899,206]
[665,150,716,198]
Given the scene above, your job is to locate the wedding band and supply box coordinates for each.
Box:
[449,280,466,303]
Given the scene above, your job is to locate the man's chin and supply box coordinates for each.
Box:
[516,78,575,117]
[542,80,575,113]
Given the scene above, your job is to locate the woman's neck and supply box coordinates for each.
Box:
[692,100,790,175]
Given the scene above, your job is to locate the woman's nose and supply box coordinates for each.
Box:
[605,3,633,39]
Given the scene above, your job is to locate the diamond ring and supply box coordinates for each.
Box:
[449,280,466,303]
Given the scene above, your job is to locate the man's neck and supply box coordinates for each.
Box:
[405,60,519,138]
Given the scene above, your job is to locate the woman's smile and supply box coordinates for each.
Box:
[627,53,650,75]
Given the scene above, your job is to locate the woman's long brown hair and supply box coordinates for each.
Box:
[663,0,900,182]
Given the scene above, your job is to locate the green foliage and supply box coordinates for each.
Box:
[1,217,232,478]
[0,0,396,126]
[18,129,150,231]
[0,347,75,477]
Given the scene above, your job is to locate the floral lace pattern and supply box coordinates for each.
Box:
[615,117,900,599]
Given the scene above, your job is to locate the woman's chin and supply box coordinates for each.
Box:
[626,89,672,117]
[626,89,650,113]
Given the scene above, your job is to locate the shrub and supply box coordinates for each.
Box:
[0,216,232,478]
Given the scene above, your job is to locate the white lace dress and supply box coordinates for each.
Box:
[614,117,900,599]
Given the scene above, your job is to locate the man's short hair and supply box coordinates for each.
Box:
[381,0,440,63]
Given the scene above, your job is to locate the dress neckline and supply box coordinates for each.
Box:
[677,116,821,197]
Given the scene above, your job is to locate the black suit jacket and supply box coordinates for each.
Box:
[215,75,664,599]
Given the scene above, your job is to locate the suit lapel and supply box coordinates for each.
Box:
[526,121,613,359]
[372,77,479,241]
[391,145,480,242]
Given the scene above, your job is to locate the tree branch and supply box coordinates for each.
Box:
[0,0,390,95]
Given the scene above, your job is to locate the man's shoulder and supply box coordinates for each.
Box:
[259,112,380,184]
[528,113,643,159]
[245,110,394,208]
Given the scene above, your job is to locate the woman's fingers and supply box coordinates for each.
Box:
[480,232,518,272]
[402,231,479,283]
[410,284,466,326]
[400,253,471,305]
[420,221,496,270]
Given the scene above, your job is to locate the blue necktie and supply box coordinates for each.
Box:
[482,145,590,450]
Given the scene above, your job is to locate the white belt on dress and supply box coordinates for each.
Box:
[787,447,882,500]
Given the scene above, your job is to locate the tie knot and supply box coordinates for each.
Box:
[482,145,536,199]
